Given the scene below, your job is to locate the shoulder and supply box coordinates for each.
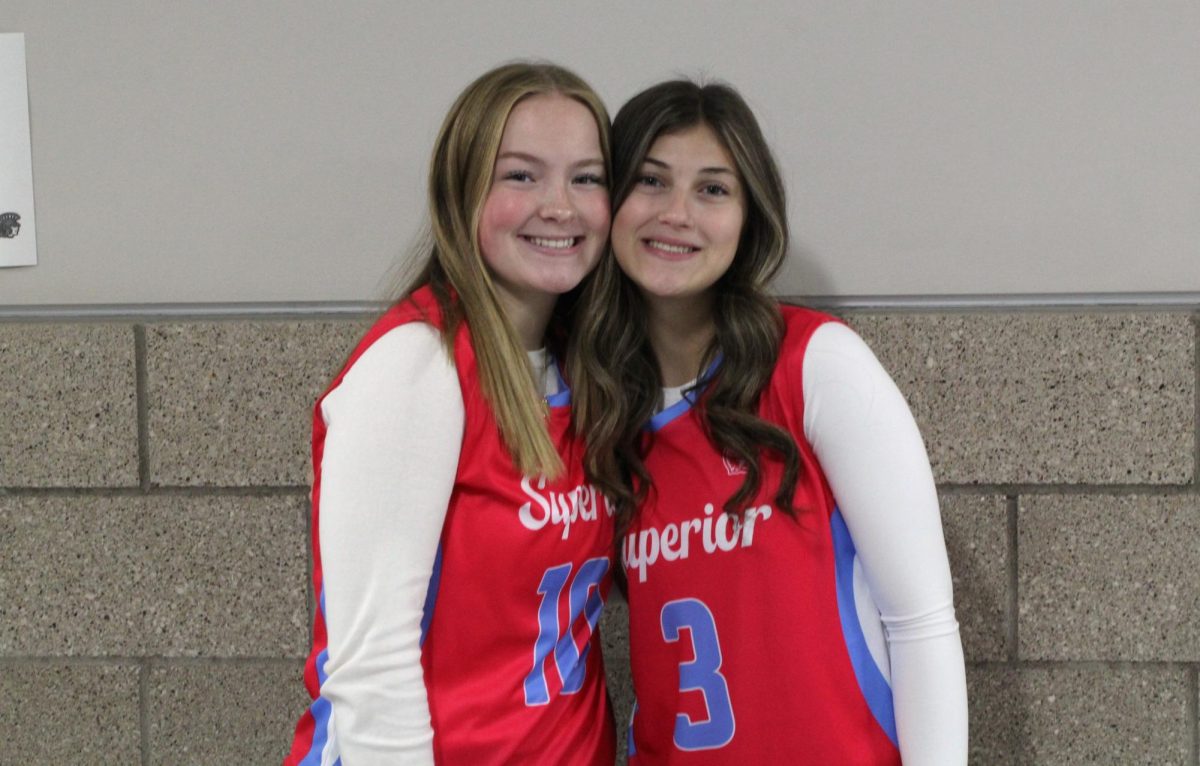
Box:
[779,302,840,332]
[801,321,905,440]
[346,288,445,366]
[773,303,845,384]
[803,321,888,390]
[321,309,460,426]
[324,288,456,397]
[341,322,453,391]
[763,307,900,441]
[777,304,843,352]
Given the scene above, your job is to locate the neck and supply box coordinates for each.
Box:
[496,289,556,351]
[644,293,717,387]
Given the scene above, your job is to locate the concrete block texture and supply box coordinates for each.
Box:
[850,313,1194,485]
[600,594,633,764]
[0,663,140,764]
[967,665,1191,765]
[605,651,634,766]
[1018,494,1200,661]
[942,494,1010,661]
[0,495,308,657]
[0,324,138,487]
[148,661,308,765]
[600,591,629,663]
[146,320,365,485]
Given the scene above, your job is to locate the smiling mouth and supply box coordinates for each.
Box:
[522,235,582,250]
[644,239,700,256]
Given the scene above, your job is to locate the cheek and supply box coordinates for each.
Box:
[475,192,523,264]
[718,209,746,252]
[611,201,644,249]
[590,197,612,232]
[478,190,525,252]
[611,230,642,278]
[575,193,611,236]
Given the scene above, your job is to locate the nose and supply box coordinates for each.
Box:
[657,190,691,228]
[539,181,575,222]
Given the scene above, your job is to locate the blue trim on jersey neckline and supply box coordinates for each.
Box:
[830,508,899,747]
[647,355,722,432]
[545,355,571,408]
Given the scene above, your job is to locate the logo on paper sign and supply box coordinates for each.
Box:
[0,213,19,239]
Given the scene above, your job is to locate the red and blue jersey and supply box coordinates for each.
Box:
[286,286,616,765]
[623,306,900,765]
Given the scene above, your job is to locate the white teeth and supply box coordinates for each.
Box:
[527,236,576,249]
[648,240,696,255]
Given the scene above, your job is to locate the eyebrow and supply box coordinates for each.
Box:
[642,156,737,177]
[497,151,605,169]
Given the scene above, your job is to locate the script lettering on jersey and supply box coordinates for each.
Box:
[519,476,616,540]
[623,503,773,583]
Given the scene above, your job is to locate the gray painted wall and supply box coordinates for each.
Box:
[2,1,1198,305]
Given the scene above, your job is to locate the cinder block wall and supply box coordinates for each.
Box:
[2,308,1197,764]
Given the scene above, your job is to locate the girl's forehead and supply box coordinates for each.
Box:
[644,125,737,174]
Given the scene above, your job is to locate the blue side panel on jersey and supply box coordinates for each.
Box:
[420,543,444,647]
[298,659,334,765]
[298,589,337,766]
[830,509,898,747]
[647,356,723,432]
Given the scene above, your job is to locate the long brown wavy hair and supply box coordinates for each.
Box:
[570,79,799,534]
[402,62,611,480]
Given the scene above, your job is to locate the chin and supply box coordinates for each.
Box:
[634,277,690,300]
[534,276,587,297]
[547,267,596,294]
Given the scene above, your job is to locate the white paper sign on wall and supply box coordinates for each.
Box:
[1,34,37,268]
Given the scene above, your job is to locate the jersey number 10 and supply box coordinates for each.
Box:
[524,557,610,706]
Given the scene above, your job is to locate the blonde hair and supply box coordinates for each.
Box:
[404,62,611,479]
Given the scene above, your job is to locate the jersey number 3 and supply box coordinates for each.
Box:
[661,598,736,750]
[524,558,609,706]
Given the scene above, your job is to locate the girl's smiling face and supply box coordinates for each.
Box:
[611,123,745,304]
[477,93,610,311]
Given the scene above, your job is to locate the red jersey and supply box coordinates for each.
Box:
[623,306,900,765]
[286,286,616,765]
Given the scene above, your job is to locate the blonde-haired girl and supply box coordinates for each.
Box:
[286,62,616,765]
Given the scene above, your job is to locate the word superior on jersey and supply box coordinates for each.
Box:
[518,476,615,540]
[623,503,774,583]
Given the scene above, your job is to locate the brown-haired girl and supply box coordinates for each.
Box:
[572,80,967,764]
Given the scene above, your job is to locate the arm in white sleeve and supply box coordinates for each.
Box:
[317,322,464,765]
[803,322,968,765]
